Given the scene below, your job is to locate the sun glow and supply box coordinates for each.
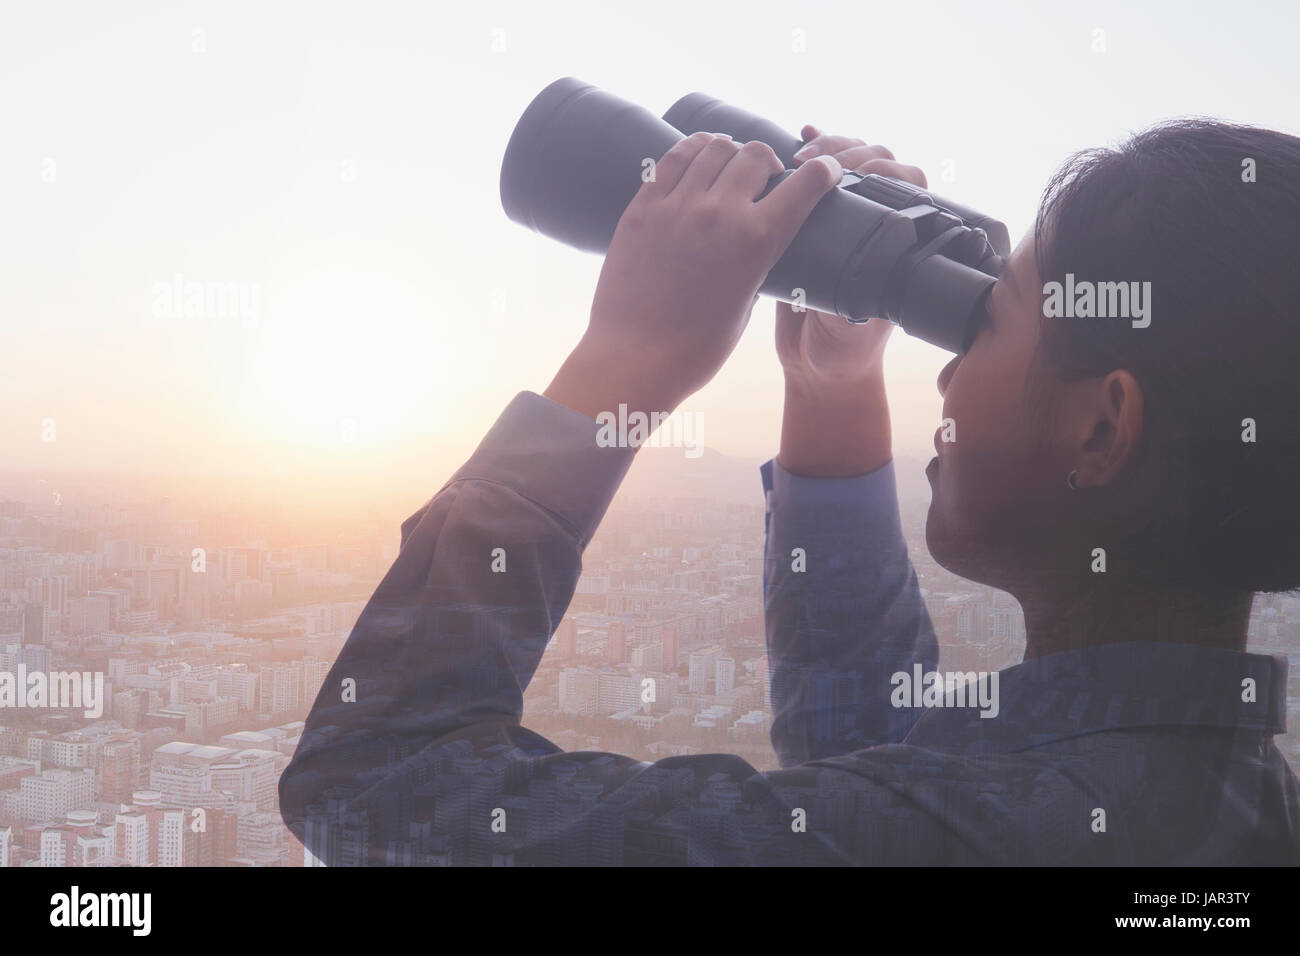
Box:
[251,270,452,448]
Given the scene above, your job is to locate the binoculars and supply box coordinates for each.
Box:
[500,77,1009,354]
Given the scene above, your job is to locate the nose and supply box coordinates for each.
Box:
[936,354,960,398]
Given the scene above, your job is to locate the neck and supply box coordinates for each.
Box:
[1017,578,1253,661]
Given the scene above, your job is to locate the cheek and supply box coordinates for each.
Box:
[939,361,1053,531]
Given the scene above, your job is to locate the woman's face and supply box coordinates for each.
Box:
[925,230,1078,591]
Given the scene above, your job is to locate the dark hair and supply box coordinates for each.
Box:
[1030,118,1300,593]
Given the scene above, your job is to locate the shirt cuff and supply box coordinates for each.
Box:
[760,456,905,543]
[444,391,637,546]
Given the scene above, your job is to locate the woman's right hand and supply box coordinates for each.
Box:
[776,125,928,393]
[775,126,928,477]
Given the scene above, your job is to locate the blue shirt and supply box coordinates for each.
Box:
[279,391,1300,865]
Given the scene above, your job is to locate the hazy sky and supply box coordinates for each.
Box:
[4,0,1298,499]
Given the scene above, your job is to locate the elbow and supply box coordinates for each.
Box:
[279,755,326,861]
[278,764,308,837]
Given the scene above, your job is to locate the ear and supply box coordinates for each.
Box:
[1072,370,1144,488]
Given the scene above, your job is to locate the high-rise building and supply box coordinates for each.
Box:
[101,738,141,805]
[182,806,238,866]
[558,668,599,716]
[597,671,642,714]
[630,641,663,673]
[605,622,626,663]
[145,806,187,867]
[216,664,258,712]
[22,603,47,645]
[258,662,301,715]
[554,618,577,658]
[66,595,110,636]
[40,827,74,866]
[19,768,95,825]
[114,808,150,865]
[715,657,736,695]
[144,565,182,617]
[184,697,239,737]
[41,576,69,617]
[688,645,721,694]
[302,660,330,707]
[662,626,680,669]
[210,750,279,810]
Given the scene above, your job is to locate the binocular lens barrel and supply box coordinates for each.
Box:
[500,78,683,254]
[500,77,1007,354]
[664,91,1011,259]
[664,92,808,167]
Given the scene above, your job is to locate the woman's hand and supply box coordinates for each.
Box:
[545,131,843,423]
[776,125,928,478]
[777,125,928,392]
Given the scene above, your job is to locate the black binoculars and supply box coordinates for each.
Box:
[500,77,1010,354]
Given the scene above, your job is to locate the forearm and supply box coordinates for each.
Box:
[778,372,891,478]
[544,333,693,423]
[761,454,938,767]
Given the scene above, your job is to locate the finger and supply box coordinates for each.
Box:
[799,124,823,141]
[852,157,927,188]
[793,134,875,163]
[758,154,842,251]
[673,134,743,195]
[829,144,896,170]
[775,299,806,350]
[712,140,784,200]
[775,299,807,329]
[638,132,715,200]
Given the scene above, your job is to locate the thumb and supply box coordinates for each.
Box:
[760,154,842,254]
[775,299,806,332]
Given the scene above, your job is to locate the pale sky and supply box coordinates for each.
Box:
[3,0,1298,499]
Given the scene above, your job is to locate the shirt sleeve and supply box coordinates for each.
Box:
[278,390,637,852]
[278,393,962,866]
[760,457,939,767]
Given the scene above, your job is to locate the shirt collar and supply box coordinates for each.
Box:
[900,641,1288,754]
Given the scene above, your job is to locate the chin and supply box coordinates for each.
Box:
[924,505,956,571]
[926,508,1001,588]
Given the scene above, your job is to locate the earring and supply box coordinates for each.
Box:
[1067,470,1080,490]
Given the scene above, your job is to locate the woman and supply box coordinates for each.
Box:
[281,123,1300,865]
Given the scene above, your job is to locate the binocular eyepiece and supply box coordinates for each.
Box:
[500,77,1009,354]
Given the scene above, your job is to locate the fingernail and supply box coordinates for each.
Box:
[793,144,820,161]
[816,154,842,181]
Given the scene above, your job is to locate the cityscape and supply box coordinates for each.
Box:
[3,446,1297,866]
